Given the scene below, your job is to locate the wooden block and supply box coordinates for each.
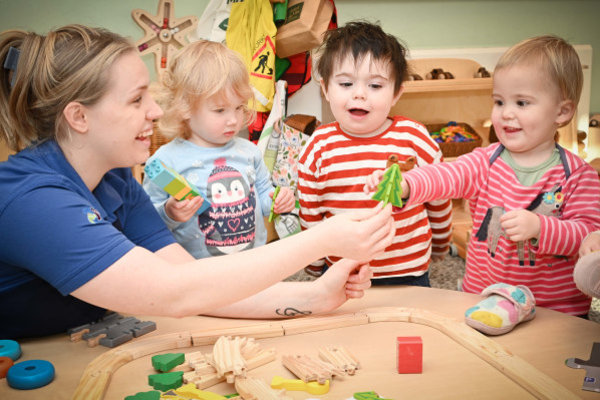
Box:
[152,352,185,372]
[397,336,422,374]
[280,312,369,336]
[235,376,292,400]
[191,323,284,346]
[271,375,330,395]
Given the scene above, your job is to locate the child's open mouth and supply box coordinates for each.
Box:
[349,108,369,116]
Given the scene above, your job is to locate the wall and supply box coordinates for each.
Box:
[0,0,598,112]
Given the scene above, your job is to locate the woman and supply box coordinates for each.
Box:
[0,25,394,339]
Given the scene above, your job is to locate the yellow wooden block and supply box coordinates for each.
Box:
[172,383,226,400]
[270,376,329,395]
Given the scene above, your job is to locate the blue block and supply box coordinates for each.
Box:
[7,359,55,389]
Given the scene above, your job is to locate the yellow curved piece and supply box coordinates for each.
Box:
[270,375,330,395]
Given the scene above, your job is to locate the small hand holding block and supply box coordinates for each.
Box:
[271,375,330,395]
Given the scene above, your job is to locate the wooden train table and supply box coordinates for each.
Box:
[1,286,598,399]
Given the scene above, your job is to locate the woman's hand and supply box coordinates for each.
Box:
[318,203,395,263]
[164,196,205,222]
[311,259,373,313]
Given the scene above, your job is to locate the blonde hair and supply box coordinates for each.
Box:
[0,24,135,152]
[495,35,583,109]
[154,40,255,140]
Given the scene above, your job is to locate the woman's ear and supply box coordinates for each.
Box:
[556,99,576,127]
[62,102,88,133]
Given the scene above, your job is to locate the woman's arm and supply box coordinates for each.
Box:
[71,204,393,317]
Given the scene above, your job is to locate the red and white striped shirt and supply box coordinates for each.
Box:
[298,116,452,279]
[404,143,600,315]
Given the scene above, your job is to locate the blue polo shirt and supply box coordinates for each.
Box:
[0,140,175,338]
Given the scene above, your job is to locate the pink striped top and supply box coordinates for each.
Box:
[298,116,452,279]
[404,143,600,315]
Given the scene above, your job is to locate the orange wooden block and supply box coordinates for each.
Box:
[0,356,14,378]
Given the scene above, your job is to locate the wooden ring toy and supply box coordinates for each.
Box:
[6,359,55,390]
[0,339,21,361]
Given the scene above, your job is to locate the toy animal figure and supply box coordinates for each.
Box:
[426,68,454,80]
[474,184,563,266]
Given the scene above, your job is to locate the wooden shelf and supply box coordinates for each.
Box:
[403,77,492,93]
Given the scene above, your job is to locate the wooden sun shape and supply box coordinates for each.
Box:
[131,0,198,77]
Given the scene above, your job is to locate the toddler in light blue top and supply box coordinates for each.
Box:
[144,40,294,258]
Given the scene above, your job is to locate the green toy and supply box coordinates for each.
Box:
[124,390,160,400]
[151,353,185,372]
[354,391,393,400]
[371,162,404,208]
[147,371,183,391]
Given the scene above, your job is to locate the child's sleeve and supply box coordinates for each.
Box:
[535,165,600,257]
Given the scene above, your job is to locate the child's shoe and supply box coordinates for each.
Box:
[465,283,535,335]
[574,251,600,298]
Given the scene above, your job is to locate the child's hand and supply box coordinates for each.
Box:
[500,209,541,242]
[363,170,385,194]
[272,187,295,214]
[164,196,206,222]
[580,231,600,257]
[320,203,395,263]
[363,169,411,198]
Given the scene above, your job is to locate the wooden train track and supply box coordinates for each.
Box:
[72,307,580,400]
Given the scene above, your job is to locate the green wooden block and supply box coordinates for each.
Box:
[354,391,393,400]
[124,390,161,400]
[148,371,183,391]
[151,352,185,372]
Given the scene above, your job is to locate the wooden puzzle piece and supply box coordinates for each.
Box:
[183,339,276,390]
[353,391,393,400]
[210,336,246,383]
[566,342,600,392]
[125,390,161,400]
[281,354,344,384]
[235,376,292,400]
[144,159,211,215]
[168,383,227,399]
[152,353,185,372]
[68,312,156,348]
[131,0,198,77]
[270,375,329,395]
[318,345,360,375]
[148,371,184,391]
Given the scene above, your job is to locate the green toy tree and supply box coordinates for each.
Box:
[371,163,404,208]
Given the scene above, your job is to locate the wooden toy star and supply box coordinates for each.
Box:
[131,0,198,78]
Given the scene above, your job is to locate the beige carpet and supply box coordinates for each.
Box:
[286,254,600,323]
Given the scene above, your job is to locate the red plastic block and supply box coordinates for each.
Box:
[396,336,422,374]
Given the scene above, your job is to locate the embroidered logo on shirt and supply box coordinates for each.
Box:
[85,207,102,224]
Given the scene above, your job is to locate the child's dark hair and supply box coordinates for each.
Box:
[316,21,408,95]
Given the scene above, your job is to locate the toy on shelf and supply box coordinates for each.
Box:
[426,68,454,79]
[371,154,405,208]
[427,121,482,158]
[566,342,600,392]
[144,158,211,215]
[132,0,198,77]
[396,336,422,374]
[429,121,478,144]
[68,312,156,348]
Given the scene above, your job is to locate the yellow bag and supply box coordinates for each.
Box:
[226,0,277,113]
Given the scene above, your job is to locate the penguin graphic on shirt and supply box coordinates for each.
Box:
[198,157,256,256]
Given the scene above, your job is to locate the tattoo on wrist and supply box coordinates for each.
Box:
[275,307,312,317]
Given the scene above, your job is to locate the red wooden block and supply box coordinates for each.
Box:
[396,336,422,374]
[0,356,14,379]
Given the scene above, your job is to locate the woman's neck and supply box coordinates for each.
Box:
[59,141,107,191]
